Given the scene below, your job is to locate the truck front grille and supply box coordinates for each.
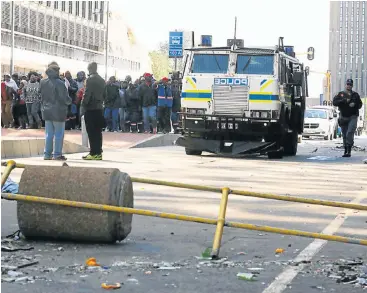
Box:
[212,85,249,116]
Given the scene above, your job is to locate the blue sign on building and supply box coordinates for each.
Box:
[169,31,183,58]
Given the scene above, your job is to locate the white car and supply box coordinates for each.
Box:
[311,105,339,138]
[303,108,337,140]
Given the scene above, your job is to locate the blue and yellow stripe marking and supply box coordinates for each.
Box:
[185,77,198,90]
[260,80,274,92]
[181,90,279,103]
[249,92,279,103]
[181,90,211,101]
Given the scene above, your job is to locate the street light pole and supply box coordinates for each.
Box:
[10,1,15,75]
[104,1,109,81]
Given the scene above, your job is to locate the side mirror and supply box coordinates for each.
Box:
[305,66,310,76]
[291,72,304,86]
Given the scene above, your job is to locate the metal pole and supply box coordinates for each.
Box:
[104,1,109,81]
[2,192,367,246]
[211,187,230,258]
[1,161,16,187]
[10,1,15,75]
[174,58,177,71]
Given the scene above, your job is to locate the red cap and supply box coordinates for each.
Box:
[162,77,169,82]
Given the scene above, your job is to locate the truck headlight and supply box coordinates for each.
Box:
[186,108,206,114]
[272,110,280,119]
[251,111,270,119]
[261,111,270,119]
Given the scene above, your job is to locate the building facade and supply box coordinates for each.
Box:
[1,1,150,79]
[329,1,367,98]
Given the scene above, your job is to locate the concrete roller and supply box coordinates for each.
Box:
[17,165,134,243]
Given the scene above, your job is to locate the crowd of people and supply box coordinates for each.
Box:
[1,62,182,161]
[1,69,182,134]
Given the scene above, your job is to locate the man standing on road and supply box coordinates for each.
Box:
[333,79,363,158]
[81,62,106,160]
[40,62,71,161]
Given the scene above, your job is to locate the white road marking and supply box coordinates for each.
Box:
[262,193,366,293]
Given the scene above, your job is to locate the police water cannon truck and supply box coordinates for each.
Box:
[176,35,309,159]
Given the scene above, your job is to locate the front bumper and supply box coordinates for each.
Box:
[179,113,282,136]
[176,136,277,155]
[302,129,328,137]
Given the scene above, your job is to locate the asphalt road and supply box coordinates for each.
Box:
[1,136,367,293]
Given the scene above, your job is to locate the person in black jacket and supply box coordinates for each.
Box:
[126,80,141,132]
[333,79,363,157]
[81,62,106,160]
[139,73,157,133]
[104,76,120,132]
[65,71,78,130]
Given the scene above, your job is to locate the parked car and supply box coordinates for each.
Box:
[311,105,339,138]
[303,108,337,140]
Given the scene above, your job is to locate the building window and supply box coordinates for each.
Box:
[46,1,51,7]
[82,1,86,18]
[69,1,72,14]
[54,1,58,9]
[94,1,98,22]
[76,2,80,16]
[61,1,65,11]
[100,2,104,24]
[39,1,43,4]
[88,1,92,20]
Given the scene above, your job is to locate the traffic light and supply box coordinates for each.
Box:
[307,47,315,60]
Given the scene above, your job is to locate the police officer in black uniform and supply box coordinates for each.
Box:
[333,79,363,157]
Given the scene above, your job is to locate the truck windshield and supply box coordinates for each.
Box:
[305,110,328,119]
[236,55,274,75]
[191,54,229,74]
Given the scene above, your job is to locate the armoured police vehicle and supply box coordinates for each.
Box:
[176,37,309,159]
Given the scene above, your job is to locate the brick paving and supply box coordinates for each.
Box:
[1,128,153,149]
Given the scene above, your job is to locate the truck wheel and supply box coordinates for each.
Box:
[283,131,298,156]
[333,129,337,139]
[185,148,202,156]
[324,135,329,140]
[267,150,284,159]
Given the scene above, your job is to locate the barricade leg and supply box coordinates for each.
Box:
[1,160,16,186]
[211,187,230,258]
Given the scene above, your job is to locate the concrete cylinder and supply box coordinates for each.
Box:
[17,165,134,243]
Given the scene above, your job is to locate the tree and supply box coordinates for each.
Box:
[148,50,170,80]
[149,41,185,79]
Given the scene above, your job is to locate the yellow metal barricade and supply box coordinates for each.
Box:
[2,160,367,259]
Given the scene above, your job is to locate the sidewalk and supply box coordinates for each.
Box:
[1,128,154,149]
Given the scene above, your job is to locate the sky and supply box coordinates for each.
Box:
[115,0,331,97]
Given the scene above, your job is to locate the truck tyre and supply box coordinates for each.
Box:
[333,128,337,139]
[185,148,202,156]
[283,131,298,156]
[267,150,284,159]
[324,135,329,140]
